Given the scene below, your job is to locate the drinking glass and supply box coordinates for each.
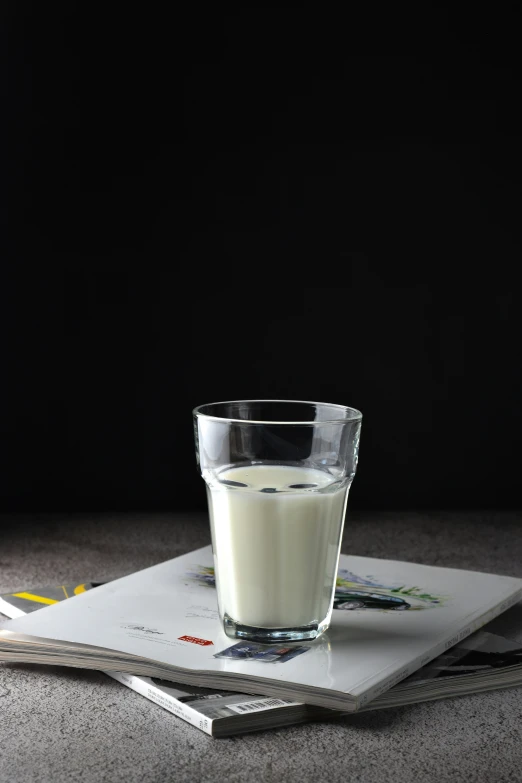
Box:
[193,400,362,642]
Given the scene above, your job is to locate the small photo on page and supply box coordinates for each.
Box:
[214,641,310,663]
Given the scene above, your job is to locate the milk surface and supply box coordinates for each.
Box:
[205,464,349,629]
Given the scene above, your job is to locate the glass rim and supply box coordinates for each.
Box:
[192,399,363,425]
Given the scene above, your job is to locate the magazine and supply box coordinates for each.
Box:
[0,546,521,714]
[2,582,522,737]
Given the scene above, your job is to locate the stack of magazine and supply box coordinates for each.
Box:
[1,546,522,738]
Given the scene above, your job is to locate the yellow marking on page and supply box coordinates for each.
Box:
[73,584,87,595]
[61,585,69,598]
[11,592,59,606]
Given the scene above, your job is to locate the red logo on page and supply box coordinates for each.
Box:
[178,635,214,646]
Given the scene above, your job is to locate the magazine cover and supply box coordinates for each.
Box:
[403,631,522,685]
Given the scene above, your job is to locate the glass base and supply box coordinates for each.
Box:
[223,614,329,643]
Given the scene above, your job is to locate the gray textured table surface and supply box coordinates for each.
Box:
[1,511,522,783]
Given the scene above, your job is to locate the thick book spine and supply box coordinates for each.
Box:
[355,588,522,709]
[105,671,215,737]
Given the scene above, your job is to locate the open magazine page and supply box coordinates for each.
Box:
[403,631,522,685]
[2,578,522,736]
[1,546,521,710]
[365,627,522,711]
[481,600,522,644]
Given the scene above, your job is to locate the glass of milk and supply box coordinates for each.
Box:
[193,400,362,643]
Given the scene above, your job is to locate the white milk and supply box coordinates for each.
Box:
[205,464,349,629]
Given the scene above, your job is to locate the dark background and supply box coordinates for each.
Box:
[3,6,521,515]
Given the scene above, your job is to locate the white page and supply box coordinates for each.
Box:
[1,546,521,705]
